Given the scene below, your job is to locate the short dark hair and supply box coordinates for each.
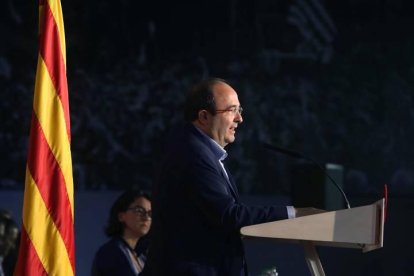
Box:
[184,78,228,121]
[104,190,151,237]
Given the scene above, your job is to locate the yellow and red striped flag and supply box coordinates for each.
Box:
[14,0,75,275]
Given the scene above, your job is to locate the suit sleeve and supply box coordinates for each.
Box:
[182,149,288,232]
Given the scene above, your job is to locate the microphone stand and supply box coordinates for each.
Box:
[263,143,351,209]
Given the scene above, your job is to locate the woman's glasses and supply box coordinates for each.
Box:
[127,206,152,218]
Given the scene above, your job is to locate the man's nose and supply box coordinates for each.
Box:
[235,112,243,123]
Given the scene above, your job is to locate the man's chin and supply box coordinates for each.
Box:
[226,137,236,144]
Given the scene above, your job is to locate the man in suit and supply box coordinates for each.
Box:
[143,78,295,276]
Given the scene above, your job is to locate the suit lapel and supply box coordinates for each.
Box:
[227,171,240,200]
[219,162,240,200]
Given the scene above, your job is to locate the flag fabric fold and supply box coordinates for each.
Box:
[14,0,75,275]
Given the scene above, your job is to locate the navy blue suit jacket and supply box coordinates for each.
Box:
[143,124,288,276]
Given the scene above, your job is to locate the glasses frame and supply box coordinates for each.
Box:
[214,106,243,115]
[127,206,152,218]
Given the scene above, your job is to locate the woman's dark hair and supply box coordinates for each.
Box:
[184,78,228,122]
[104,190,151,237]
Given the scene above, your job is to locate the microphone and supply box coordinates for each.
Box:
[263,142,351,209]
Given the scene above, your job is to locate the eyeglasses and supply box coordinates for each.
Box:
[215,106,243,115]
[127,206,152,218]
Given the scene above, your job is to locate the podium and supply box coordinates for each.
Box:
[240,199,385,276]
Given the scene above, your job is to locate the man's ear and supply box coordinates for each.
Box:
[198,110,209,124]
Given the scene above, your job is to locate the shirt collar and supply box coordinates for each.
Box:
[194,126,228,161]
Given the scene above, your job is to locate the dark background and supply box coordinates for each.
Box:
[1,0,414,196]
[1,0,414,275]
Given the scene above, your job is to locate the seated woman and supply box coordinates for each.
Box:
[92,190,152,276]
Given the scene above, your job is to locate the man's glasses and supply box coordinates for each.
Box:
[127,206,152,218]
[215,106,243,115]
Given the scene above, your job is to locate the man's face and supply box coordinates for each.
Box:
[207,82,243,147]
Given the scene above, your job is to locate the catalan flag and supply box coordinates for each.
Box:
[14,0,75,275]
